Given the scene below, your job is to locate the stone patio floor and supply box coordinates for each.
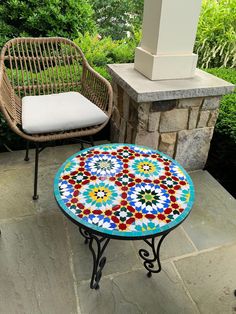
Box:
[0,141,236,314]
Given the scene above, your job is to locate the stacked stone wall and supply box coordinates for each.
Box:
[111,81,220,170]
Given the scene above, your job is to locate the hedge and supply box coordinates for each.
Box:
[205,68,236,142]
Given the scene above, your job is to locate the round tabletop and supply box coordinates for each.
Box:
[54,144,194,239]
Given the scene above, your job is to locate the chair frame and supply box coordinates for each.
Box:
[0,37,113,199]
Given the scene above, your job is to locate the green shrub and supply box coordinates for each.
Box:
[205,68,236,142]
[0,0,95,48]
[74,32,141,79]
[195,0,236,68]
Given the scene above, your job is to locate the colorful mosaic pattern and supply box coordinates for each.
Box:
[54,144,194,238]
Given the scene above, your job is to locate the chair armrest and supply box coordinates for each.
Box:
[0,65,21,126]
[81,63,113,117]
[0,68,36,141]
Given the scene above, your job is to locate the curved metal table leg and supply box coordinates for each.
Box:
[139,231,170,277]
[78,227,169,288]
[79,227,110,289]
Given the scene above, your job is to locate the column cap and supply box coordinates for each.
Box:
[108,63,235,103]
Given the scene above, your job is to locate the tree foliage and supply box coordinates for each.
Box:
[0,0,95,48]
[89,0,144,40]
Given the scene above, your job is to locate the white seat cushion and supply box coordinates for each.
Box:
[22,91,108,134]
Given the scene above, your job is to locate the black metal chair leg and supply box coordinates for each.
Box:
[24,141,30,161]
[89,136,94,146]
[33,144,39,200]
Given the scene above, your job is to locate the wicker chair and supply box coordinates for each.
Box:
[0,37,113,199]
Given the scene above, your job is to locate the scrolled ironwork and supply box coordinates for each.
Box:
[139,232,170,277]
[93,256,107,287]
[89,236,110,289]
[79,227,90,244]
[78,226,171,287]
[79,227,110,289]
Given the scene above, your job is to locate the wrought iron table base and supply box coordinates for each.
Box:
[138,231,170,277]
[79,226,170,289]
[79,227,110,289]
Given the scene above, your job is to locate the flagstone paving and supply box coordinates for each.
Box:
[0,143,235,314]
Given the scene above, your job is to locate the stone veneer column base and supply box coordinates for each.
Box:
[108,64,234,171]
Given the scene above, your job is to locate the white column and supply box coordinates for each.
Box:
[134,0,202,80]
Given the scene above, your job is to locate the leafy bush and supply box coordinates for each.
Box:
[0,0,95,48]
[74,32,141,80]
[205,68,236,142]
[195,0,236,68]
[89,0,144,40]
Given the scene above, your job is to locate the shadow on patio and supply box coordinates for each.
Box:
[0,141,236,314]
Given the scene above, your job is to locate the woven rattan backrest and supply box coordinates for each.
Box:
[1,37,86,98]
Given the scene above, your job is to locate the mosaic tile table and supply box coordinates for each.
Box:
[54,144,195,289]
